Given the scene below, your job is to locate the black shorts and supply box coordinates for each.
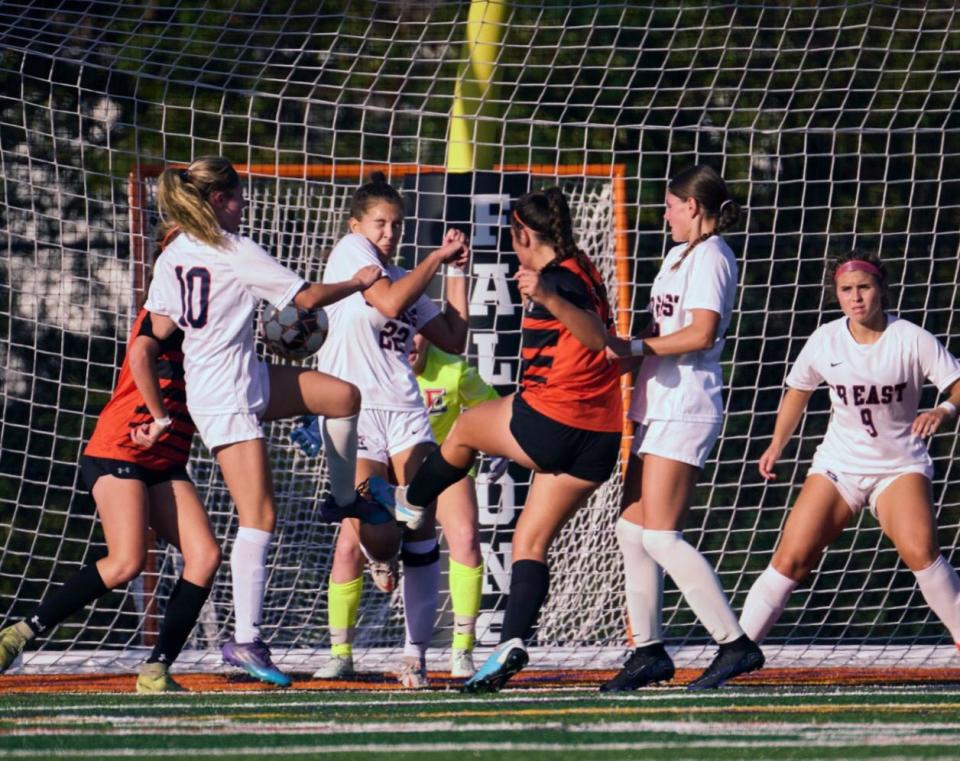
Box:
[509,394,621,483]
[80,455,192,492]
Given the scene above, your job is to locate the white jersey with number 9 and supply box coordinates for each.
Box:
[785,315,960,475]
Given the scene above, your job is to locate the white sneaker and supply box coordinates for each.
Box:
[450,648,476,678]
[312,653,355,679]
[396,655,429,688]
[368,558,400,593]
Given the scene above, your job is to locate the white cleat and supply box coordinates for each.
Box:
[396,655,429,689]
[312,653,355,679]
[450,648,476,679]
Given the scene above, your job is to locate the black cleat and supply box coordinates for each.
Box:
[599,643,675,692]
[686,635,764,691]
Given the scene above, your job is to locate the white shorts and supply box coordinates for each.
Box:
[630,419,722,469]
[357,407,435,464]
[808,465,933,518]
[191,362,270,450]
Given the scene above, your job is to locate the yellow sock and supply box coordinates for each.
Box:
[328,576,363,657]
[449,559,483,651]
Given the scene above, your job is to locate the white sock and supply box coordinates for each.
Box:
[642,529,743,645]
[739,564,798,644]
[913,555,960,644]
[401,538,440,659]
[231,526,272,644]
[321,414,359,507]
[615,518,663,646]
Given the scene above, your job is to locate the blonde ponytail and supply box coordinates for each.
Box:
[155,156,239,249]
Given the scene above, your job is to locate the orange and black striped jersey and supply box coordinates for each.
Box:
[519,257,622,432]
[84,309,194,469]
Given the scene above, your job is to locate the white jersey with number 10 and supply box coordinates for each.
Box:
[785,315,960,475]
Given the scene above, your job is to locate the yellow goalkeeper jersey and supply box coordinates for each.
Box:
[416,345,499,444]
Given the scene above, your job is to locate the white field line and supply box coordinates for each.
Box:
[7,686,960,713]
[4,738,960,758]
[5,718,960,739]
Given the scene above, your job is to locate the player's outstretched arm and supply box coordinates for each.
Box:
[419,232,470,354]
[758,387,814,480]
[365,229,468,320]
[912,378,960,438]
[294,265,382,310]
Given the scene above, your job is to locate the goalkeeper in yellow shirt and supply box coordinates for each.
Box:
[304,333,504,682]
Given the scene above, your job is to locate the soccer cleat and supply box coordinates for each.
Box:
[319,480,394,525]
[221,638,292,687]
[312,653,355,679]
[449,648,476,679]
[386,484,426,531]
[0,622,32,674]
[368,558,400,594]
[461,638,528,694]
[396,655,429,689]
[686,635,765,691]
[599,643,675,692]
[136,662,186,693]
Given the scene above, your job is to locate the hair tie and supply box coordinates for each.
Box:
[834,259,883,281]
[179,169,189,182]
[719,199,733,213]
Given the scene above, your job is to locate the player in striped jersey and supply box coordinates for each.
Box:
[0,306,221,693]
[141,157,389,687]
[313,333,501,682]
[392,187,622,692]
[739,251,960,651]
[602,164,762,692]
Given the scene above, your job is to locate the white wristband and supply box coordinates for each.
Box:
[629,339,646,356]
[445,265,467,278]
[937,401,957,419]
[154,416,173,429]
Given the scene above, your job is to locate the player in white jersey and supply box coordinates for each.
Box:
[315,172,469,688]
[739,250,960,652]
[603,164,764,692]
[140,157,387,687]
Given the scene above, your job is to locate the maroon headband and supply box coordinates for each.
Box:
[834,260,882,281]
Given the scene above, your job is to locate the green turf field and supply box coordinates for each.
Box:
[3,685,960,760]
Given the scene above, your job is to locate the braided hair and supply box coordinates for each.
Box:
[350,171,404,220]
[668,164,741,270]
[513,186,609,309]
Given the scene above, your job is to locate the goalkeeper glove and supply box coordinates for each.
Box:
[290,415,323,457]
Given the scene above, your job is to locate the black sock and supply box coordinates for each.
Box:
[500,560,550,644]
[27,563,109,635]
[719,633,753,652]
[147,578,211,665]
[406,448,472,507]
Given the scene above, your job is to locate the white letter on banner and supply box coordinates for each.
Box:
[469,262,514,318]
[475,472,516,526]
[472,332,514,385]
[475,611,504,645]
[472,193,509,247]
[481,542,513,594]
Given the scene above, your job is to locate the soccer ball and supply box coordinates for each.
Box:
[261,304,328,361]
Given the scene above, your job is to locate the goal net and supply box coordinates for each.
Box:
[2,1,959,673]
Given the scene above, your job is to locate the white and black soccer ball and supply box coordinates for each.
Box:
[261,304,329,361]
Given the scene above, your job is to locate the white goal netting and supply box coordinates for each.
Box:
[2,1,960,673]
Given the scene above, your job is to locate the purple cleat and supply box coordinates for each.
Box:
[221,638,291,687]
